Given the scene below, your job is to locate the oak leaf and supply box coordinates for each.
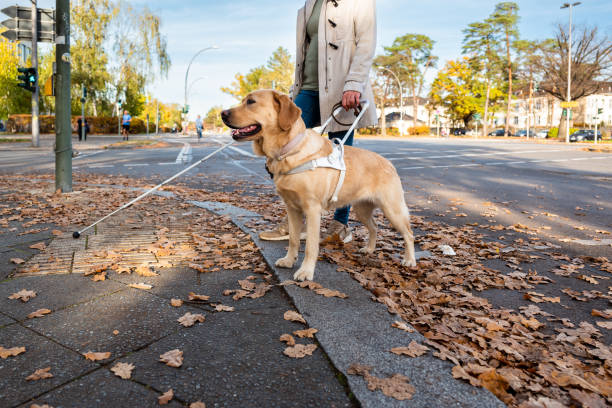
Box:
[30,404,54,408]
[280,334,295,346]
[452,365,481,387]
[29,242,46,251]
[283,344,317,358]
[0,346,26,358]
[158,389,173,405]
[26,367,53,381]
[135,265,158,277]
[129,283,152,290]
[188,292,210,301]
[478,369,513,405]
[591,309,612,319]
[92,272,106,281]
[596,321,612,330]
[111,362,134,379]
[170,299,183,307]
[391,321,414,333]
[9,289,37,302]
[178,312,205,327]
[10,258,25,264]
[293,328,318,338]
[189,402,206,408]
[160,349,183,367]
[283,310,306,324]
[27,309,51,319]
[83,351,111,361]
[213,304,234,312]
[314,288,348,298]
[390,341,429,357]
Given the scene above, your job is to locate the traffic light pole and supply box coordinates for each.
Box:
[55,0,71,192]
[31,0,39,147]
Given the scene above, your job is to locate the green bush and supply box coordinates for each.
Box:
[6,114,158,134]
[548,127,579,139]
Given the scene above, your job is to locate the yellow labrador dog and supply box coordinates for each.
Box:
[221,90,416,281]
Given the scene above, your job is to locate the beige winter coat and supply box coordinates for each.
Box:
[293,0,378,132]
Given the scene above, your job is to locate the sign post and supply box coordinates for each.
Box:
[55,0,71,192]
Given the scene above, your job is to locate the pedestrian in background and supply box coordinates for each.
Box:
[195,114,203,140]
[77,118,90,141]
[260,0,378,242]
[122,110,131,141]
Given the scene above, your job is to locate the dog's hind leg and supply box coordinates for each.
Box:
[353,201,377,254]
[293,203,322,281]
[275,206,302,268]
[379,193,417,267]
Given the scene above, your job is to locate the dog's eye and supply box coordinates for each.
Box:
[246,99,256,105]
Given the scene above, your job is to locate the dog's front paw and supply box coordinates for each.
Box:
[275,256,296,268]
[359,246,374,254]
[401,257,417,267]
[293,266,315,281]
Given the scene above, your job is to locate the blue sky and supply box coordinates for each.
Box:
[3,0,611,118]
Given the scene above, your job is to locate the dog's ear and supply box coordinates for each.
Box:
[252,138,265,156]
[273,91,301,131]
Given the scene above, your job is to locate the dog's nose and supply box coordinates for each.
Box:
[221,109,230,122]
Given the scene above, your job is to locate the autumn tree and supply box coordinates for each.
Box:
[372,54,402,136]
[204,105,224,128]
[534,25,612,140]
[0,31,30,117]
[488,2,520,136]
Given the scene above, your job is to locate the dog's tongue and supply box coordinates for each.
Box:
[232,125,257,136]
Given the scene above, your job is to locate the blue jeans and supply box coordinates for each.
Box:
[295,90,353,225]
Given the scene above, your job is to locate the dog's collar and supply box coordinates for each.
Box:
[276,132,305,161]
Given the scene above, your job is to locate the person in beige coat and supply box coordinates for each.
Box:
[260,0,378,242]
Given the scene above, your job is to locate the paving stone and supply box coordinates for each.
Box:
[19,368,183,408]
[23,288,205,356]
[0,274,125,321]
[119,307,353,407]
[0,324,96,407]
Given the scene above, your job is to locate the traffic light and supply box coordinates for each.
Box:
[597,108,603,115]
[17,67,37,93]
[182,105,189,114]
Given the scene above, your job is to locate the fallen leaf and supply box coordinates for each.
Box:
[112,330,119,335]
[391,321,414,333]
[92,272,106,281]
[347,364,415,401]
[283,310,306,324]
[213,304,234,312]
[188,292,210,301]
[29,242,46,251]
[189,402,206,408]
[8,289,37,302]
[0,346,26,359]
[160,349,183,367]
[178,312,205,327]
[158,389,173,405]
[135,265,158,277]
[569,389,608,408]
[10,258,25,264]
[83,351,111,361]
[293,328,318,338]
[452,365,481,387]
[26,367,53,381]
[591,309,612,319]
[129,283,152,290]
[30,404,54,408]
[170,298,183,307]
[279,334,295,346]
[51,229,63,236]
[27,309,51,319]
[478,369,513,405]
[314,288,348,298]
[283,344,317,358]
[596,321,612,330]
[111,362,134,379]
[390,341,429,357]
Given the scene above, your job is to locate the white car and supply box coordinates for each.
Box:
[535,129,549,138]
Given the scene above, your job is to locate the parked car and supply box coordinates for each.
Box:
[515,129,536,137]
[535,129,549,138]
[569,129,603,142]
[452,128,466,135]
[487,129,513,136]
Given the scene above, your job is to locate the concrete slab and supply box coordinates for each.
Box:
[119,308,353,407]
[202,201,504,408]
[19,368,183,408]
[0,324,96,407]
[0,274,125,321]
[22,288,204,356]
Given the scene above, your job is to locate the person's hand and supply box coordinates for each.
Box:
[342,91,361,111]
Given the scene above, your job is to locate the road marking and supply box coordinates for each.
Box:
[124,163,149,167]
[228,145,258,158]
[571,239,612,246]
[402,155,610,170]
[399,148,568,160]
[157,162,177,165]
[88,164,114,168]
[74,151,103,160]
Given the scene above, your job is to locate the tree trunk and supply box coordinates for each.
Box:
[412,95,418,131]
[504,30,512,137]
[483,80,491,137]
[557,110,573,140]
[92,99,98,117]
[380,103,386,137]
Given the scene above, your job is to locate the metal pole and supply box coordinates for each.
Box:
[594,114,598,145]
[55,0,71,192]
[566,4,572,144]
[184,46,218,112]
[81,85,85,141]
[379,67,403,137]
[31,0,39,147]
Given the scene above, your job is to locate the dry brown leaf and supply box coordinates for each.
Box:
[569,389,608,408]
[314,288,348,298]
[293,328,318,338]
[283,344,317,358]
[135,265,158,277]
[170,298,183,307]
[159,349,183,367]
[26,367,53,381]
[10,258,25,264]
[51,229,63,236]
[158,389,173,405]
[347,364,415,401]
[213,304,234,312]
[178,312,205,327]
[390,341,429,357]
[280,334,295,346]
[0,346,26,359]
[591,309,612,319]
[27,309,51,319]
[238,279,256,291]
[8,289,37,302]
[189,402,206,408]
[452,365,481,387]
[30,404,54,408]
[92,272,106,281]
[83,351,111,361]
[188,292,210,301]
[129,283,152,290]
[111,362,134,379]
[478,369,513,405]
[29,242,46,251]
[283,310,306,324]
[391,321,415,333]
[112,330,119,335]
[596,321,612,330]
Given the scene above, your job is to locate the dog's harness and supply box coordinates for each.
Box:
[279,101,369,204]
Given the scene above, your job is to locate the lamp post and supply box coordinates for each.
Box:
[561,2,580,144]
[184,46,218,113]
[377,67,404,137]
[187,76,208,101]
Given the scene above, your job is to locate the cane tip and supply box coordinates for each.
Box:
[72,231,80,239]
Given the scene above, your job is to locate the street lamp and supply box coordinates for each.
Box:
[184,46,219,113]
[561,2,580,144]
[377,67,404,137]
[187,76,208,100]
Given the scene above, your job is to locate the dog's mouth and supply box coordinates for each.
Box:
[230,124,261,140]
